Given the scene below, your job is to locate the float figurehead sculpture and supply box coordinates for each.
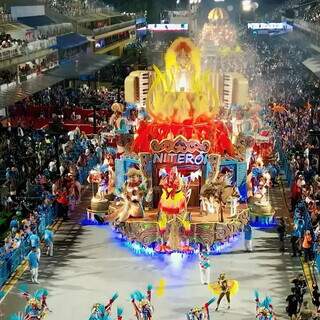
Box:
[147,37,220,124]
[133,37,234,155]
[112,167,148,223]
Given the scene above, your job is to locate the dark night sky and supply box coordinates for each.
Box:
[105,0,287,22]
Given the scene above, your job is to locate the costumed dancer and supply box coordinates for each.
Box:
[27,247,40,284]
[88,293,118,320]
[29,230,41,261]
[44,227,54,257]
[198,244,211,285]
[186,297,216,320]
[17,285,50,319]
[105,293,119,315]
[255,290,276,320]
[158,167,187,250]
[209,273,239,311]
[158,167,187,217]
[24,298,42,319]
[89,303,109,320]
[131,285,154,320]
[244,223,253,252]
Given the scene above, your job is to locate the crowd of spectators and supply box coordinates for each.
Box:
[237,15,320,319]
[48,0,97,17]
[235,18,320,318]
[244,34,320,255]
[0,70,16,86]
[0,118,111,281]
[0,33,27,51]
[303,4,320,24]
[251,39,320,263]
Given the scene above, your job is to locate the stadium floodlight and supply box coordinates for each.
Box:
[242,0,252,12]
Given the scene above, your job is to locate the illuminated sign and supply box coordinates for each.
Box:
[146,24,188,31]
[153,153,208,165]
[248,22,288,30]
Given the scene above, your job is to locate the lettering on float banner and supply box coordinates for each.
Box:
[153,153,208,165]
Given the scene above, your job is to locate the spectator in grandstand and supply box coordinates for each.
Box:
[302,230,314,262]
[9,215,19,233]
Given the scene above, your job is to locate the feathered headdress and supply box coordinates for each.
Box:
[9,313,24,320]
[33,288,48,300]
[117,306,124,318]
[131,291,145,302]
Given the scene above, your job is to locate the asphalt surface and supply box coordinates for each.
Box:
[1,185,303,320]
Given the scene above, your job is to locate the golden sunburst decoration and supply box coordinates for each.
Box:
[208,7,229,22]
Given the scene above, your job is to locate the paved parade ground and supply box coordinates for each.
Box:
[1,186,302,320]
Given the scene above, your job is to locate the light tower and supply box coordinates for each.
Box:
[189,0,202,36]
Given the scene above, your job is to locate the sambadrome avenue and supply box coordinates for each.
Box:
[1,0,320,319]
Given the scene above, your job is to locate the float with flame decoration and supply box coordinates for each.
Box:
[107,38,250,255]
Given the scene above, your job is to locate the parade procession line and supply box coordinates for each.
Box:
[0,218,64,304]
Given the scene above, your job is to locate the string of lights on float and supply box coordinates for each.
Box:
[81,216,241,258]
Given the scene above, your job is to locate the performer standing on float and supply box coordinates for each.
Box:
[158,167,187,250]
[159,167,187,216]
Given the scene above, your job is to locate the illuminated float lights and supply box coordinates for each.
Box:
[80,216,241,256]
[80,216,109,226]
[112,226,241,257]
[249,214,277,229]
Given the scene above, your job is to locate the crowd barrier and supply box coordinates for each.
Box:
[0,138,98,288]
[0,37,57,62]
[0,46,22,61]
[0,204,56,288]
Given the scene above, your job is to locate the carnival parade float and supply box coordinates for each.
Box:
[104,37,252,254]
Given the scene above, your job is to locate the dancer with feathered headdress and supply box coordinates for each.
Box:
[186,297,216,320]
[255,290,276,320]
[130,284,154,320]
[88,292,119,320]
[10,284,50,320]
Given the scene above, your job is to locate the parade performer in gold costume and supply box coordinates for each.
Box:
[209,273,239,311]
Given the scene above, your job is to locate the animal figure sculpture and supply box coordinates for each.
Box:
[112,168,148,223]
[200,169,239,222]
